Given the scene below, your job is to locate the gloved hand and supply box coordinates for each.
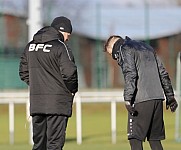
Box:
[125,101,138,116]
[166,97,178,112]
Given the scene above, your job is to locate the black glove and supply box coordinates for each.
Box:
[166,97,178,112]
[125,101,138,116]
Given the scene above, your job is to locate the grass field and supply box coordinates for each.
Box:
[0,103,181,150]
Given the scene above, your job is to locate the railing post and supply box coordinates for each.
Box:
[175,51,181,141]
[9,102,14,145]
[26,100,33,145]
[75,94,82,144]
[111,100,116,144]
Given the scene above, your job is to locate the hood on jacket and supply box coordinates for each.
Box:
[33,26,64,43]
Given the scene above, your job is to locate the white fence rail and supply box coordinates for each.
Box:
[0,90,124,145]
[0,91,29,144]
[75,90,124,144]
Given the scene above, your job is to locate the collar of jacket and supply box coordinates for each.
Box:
[53,27,64,42]
[112,39,123,60]
[49,26,65,42]
[58,32,64,42]
[125,36,131,41]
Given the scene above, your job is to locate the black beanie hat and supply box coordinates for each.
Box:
[51,16,72,34]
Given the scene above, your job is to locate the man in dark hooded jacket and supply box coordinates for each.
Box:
[19,16,78,150]
[104,35,178,150]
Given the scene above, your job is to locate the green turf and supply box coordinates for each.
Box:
[0,103,181,150]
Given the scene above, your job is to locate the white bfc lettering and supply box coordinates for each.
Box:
[29,44,36,51]
[35,44,44,51]
[43,45,52,52]
[29,44,52,52]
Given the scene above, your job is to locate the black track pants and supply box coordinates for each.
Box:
[129,139,163,150]
[149,140,163,150]
[129,139,143,150]
[32,115,68,150]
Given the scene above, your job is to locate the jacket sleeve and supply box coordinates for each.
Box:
[155,55,174,100]
[121,46,137,102]
[58,45,78,94]
[19,48,29,85]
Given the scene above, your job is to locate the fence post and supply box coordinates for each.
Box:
[111,100,116,144]
[175,51,181,141]
[9,102,14,145]
[75,94,82,144]
[26,100,33,145]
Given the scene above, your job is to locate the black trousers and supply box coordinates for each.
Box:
[129,139,163,150]
[32,115,68,150]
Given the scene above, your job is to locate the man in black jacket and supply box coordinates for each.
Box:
[19,16,78,150]
[104,35,178,150]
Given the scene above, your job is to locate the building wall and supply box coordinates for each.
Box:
[157,35,181,87]
[74,35,181,89]
[0,15,28,89]
[0,14,180,89]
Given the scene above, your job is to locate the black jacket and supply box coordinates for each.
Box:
[19,26,78,117]
[114,36,174,104]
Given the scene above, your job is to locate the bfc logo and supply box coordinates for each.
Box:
[29,44,52,52]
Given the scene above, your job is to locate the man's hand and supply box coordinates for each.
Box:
[125,101,138,116]
[166,97,178,112]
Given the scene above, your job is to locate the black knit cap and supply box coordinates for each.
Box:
[51,16,72,34]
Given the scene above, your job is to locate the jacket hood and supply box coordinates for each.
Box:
[33,26,64,43]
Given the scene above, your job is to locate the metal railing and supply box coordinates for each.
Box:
[0,90,124,145]
[0,91,29,144]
